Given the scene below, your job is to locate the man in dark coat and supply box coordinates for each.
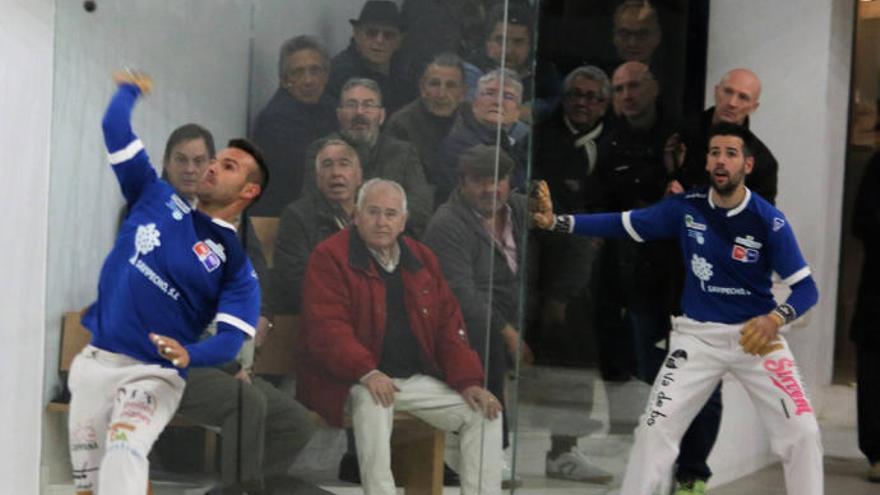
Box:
[669,68,778,204]
[250,36,337,216]
[851,151,880,483]
[385,52,466,193]
[438,68,528,204]
[326,0,417,115]
[302,78,433,236]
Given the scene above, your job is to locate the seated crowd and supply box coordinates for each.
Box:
[142,1,784,494]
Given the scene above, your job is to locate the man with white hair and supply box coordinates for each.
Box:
[438,68,528,204]
[298,178,503,495]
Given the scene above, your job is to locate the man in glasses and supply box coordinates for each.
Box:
[327,0,417,115]
[302,78,433,237]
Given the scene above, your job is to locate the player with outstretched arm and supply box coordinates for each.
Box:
[67,70,267,495]
[531,122,822,495]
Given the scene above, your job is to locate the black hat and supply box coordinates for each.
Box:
[350,1,404,30]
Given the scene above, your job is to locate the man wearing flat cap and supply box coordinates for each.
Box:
[327,0,418,115]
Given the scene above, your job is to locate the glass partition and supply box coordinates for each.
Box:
[42,1,708,493]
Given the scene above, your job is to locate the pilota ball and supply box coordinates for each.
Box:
[83,1,97,13]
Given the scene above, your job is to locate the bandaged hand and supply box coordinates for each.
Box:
[739,313,784,356]
[112,68,153,95]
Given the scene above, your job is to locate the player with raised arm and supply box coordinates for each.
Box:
[67,70,267,495]
[532,122,823,495]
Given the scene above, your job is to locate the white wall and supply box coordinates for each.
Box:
[0,0,54,492]
[703,0,854,486]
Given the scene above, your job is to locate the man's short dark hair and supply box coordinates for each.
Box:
[162,123,215,164]
[485,3,534,42]
[707,122,754,158]
[277,35,328,82]
[227,138,270,200]
[458,144,515,179]
[421,52,465,81]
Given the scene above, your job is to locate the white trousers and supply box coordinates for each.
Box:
[348,374,502,495]
[68,345,185,494]
[619,317,823,495]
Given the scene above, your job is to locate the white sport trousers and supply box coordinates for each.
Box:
[348,374,502,495]
[68,345,185,494]
[619,316,823,495]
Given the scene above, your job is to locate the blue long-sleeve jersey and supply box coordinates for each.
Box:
[563,188,818,324]
[82,84,260,374]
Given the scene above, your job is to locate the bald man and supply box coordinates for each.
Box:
[669,68,779,205]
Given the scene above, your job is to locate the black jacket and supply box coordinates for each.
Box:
[532,110,606,214]
[327,42,417,115]
[385,99,458,190]
[674,107,779,204]
[273,193,350,314]
[250,89,337,216]
[438,109,528,204]
[851,152,880,347]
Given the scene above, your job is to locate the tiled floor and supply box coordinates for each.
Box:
[44,366,875,494]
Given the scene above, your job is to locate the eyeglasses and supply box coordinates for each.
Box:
[340,100,382,111]
[360,27,400,41]
[565,90,605,104]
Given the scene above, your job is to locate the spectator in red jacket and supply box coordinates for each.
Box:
[298,178,503,494]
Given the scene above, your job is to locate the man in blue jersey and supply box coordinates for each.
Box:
[66,70,266,495]
[532,122,823,495]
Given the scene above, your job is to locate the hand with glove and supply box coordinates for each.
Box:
[739,313,785,356]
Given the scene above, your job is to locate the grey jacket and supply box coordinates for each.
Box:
[422,190,528,394]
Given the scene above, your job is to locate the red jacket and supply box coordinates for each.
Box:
[297,227,485,426]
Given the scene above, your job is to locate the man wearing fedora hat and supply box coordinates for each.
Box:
[327,0,418,115]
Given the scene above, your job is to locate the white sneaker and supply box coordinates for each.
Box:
[546,450,613,483]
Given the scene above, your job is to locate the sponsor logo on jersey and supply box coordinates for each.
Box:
[688,229,705,245]
[691,254,752,295]
[165,193,191,221]
[773,217,786,232]
[128,223,181,300]
[684,214,707,231]
[193,241,222,272]
[731,244,760,263]
[734,235,762,249]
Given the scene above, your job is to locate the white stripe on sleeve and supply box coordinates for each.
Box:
[216,312,256,337]
[108,139,144,165]
[781,266,811,286]
[622,211,645,242]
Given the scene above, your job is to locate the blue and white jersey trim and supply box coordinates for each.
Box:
[782,266,811,286]
[108,139,144,165]
[216,312,256,337]
[621,211,645,242]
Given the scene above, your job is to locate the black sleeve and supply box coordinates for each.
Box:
[854,153,880,243]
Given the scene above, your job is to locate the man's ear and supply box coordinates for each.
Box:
[241,182,261,201]
[744,156,755,175]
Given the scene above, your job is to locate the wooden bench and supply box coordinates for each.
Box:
[253,313,444,495]
[47,311,219,472]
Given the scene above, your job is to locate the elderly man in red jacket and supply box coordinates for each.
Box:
[299,178,502,494]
